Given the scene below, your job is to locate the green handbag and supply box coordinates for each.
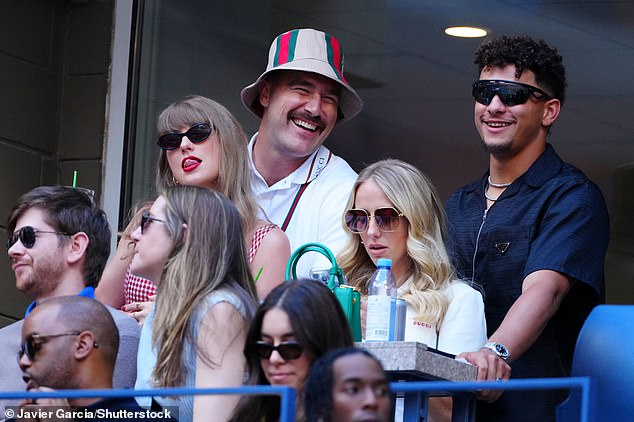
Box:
[285,242,362,342]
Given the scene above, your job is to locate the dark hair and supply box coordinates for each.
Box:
[231,280,354,421]
[7,186,111,287]
[474,35,567,104]
[304,348,390,422]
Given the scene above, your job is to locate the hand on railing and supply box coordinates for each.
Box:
[456,349,511,402]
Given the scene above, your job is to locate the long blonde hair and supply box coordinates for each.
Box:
[155,95,259,233]
[338,159,453,326]
[151,186,257,387]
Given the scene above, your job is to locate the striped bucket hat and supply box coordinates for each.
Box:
[240,28,363,123]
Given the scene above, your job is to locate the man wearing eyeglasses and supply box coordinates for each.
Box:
[0,186,140,418]
[445,35,609,422]
[8,296,173,421]
[240,28,363,276]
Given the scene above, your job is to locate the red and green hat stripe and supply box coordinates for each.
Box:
[274,30,299,67]
[272,29,347,84]
[325,33,347,84]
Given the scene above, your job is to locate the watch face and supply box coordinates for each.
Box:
[495,343,509,357]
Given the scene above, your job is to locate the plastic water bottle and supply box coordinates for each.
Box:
[366,258,398,341]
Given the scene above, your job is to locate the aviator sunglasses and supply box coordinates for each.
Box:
[253,341,304,360]
[7,226,70,250]
[17,332,81,362]
[344,207,404,234]
[157,122,214,151]
[140,211,164,234]
[472,80,552,106]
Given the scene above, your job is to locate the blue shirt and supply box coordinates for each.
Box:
[445,144,610,421]
[24,286,95,317]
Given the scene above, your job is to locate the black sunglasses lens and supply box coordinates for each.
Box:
[8,227,36,249]
[20,336,38,361]
[186,124,211,142]
[254,342,274,359]
[345,210,368,233]
[140,212,150,234]
[277,343,303,360]
[21,227,36,248]
[157,134,181,150]
[498,86,530,106]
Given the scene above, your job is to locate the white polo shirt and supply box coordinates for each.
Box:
[249,134,357,278]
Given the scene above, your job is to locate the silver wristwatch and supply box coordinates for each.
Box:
[483,342,510,362]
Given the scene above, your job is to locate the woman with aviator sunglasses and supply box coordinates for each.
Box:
[96,95,290,320]
[338,159,487,421]
[230,280,354,422]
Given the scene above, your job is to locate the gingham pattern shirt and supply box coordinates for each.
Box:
[123,270,156,305]
[247,223,278,262]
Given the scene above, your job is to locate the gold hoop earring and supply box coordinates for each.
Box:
[172,176,179,186]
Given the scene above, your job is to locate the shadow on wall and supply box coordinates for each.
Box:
[605,163,634,304]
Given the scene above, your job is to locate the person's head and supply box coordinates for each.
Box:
[472,35,565,155]
[305,348,391,422]
[155,96,258,228]
[339,159,452,291]
[18,295,119,391]
[7,186,111,299]
[244,280,354,391]
[241,29,363,159]
[131,185,257,386]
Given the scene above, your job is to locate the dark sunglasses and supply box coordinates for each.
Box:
[17,331,81,362]
[253,341,304,360]
[7,226,70,250]
[140,211,164,234]
[472,80,552,106]
[344,207,404,234]
[157,122,214,151]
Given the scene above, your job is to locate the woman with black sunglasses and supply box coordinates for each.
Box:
[338,159,487,421]
[130,185,258,422]
[96,95,290,319]
[230,280,354,422]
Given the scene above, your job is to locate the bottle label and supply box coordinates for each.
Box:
[366,295,392,342]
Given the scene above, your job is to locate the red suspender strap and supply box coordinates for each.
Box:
[280,151,332,232]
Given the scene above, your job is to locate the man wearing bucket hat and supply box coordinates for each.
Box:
[241,28,363,276]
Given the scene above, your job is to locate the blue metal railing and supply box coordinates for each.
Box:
[0,377,591,422]
[390,377,593,422]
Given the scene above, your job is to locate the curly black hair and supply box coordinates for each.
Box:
[475,35,567,104]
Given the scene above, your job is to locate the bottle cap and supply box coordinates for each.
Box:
[377,258,392,268]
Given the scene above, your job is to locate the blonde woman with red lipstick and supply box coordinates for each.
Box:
[338,159,487,422]
[97,96,290,315]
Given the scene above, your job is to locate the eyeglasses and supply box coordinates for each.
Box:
[17,332,81,362]
[253,341,304,360]
[7,226,70,250]
[140,211,164,234]
[472,80,552,106]
[344,207,404,234]
[157,123,214,151]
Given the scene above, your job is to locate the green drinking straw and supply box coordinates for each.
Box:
[254,266,263,283]
[72,170,78,188]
